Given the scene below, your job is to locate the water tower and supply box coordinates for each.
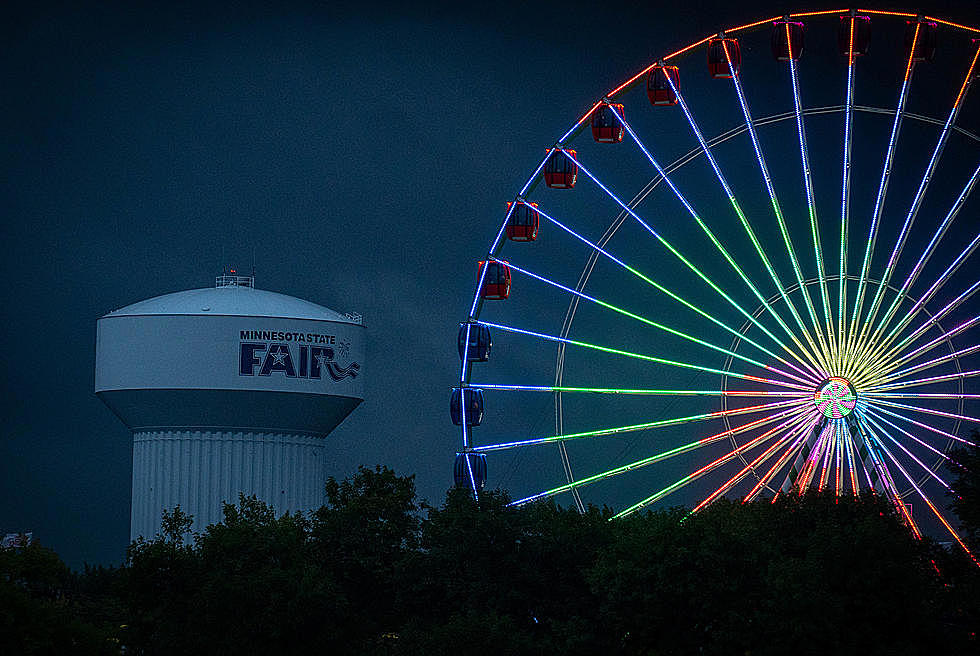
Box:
[95,274,365,540]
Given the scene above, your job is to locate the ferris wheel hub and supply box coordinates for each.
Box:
[814,377,858,419]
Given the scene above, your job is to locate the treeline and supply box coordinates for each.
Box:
[4,461,980,655]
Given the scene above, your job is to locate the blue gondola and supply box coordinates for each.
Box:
[450,388,484,426]
[458,323,492,362]
[454,452,487,490]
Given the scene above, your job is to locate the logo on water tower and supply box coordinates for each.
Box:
[237,330,360,381]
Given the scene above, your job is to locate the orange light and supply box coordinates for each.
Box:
[789,8,847,18]
[663,35,713,62]
[857,8,917,17]
[953,42,980,108]
[726,15,780,34]
[927,17,980,34]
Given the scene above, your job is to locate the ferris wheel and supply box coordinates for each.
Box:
[452,8,980,563]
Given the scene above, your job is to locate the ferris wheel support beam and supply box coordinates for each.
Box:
[778,421,821,494]
[612,408,815,518]
[845,426,860,495]
[507,405,808,507]
[849,24,920,363]
[498,258,812,386]
[657,68,830,376]
[694,413,821,513]
[850,42,980,368]
[797,421,832,493]
[744,422,813,502]
[725,40,834,374]
[566,150,826,380]
[532,202,816,380]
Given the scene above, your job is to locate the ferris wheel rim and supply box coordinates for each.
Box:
[456,8,980,565]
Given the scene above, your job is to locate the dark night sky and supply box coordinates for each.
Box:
[2,1,979,568]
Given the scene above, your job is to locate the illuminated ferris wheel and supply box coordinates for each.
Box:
[452,9,980,563]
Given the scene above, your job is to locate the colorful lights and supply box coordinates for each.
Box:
[814,377,857,419]
[457,9,980,568]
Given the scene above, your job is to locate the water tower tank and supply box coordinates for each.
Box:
[95,275,365,540]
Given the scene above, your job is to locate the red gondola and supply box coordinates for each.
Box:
[505,201,540,242]
[478,260,511,300]
[591,103,625,143]
[647,65,680,106]
[771,20,804,62]
[904,20,937,63]
[543,148,578,189]
[838,15,871,58]
[708,37,740,79]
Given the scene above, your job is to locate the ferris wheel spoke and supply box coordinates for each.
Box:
[724,41,834,372]
[863,401,978,447]
[858,160,980,368]
[507,405,809,507]
[866,343,980,389]
[476,400,808,454]
[612,408,816,518]
[859,416,976,562]
[851,43,980,363]
[608,104,831,374]
[786,36,837,366]
[692,412,821,513]
[472,383,808,398]
[848,34,921,369]
[861,408,961,483]
[872,277,980,370]
[877,314,980,378]
[870,369,980,392]
[567,152,826,377]
[657,70,831,375]
[864,397,980,427]
[531,202,815,379]
[499,258,812,386]
[474,320,813,391]
[836,14,863,369]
